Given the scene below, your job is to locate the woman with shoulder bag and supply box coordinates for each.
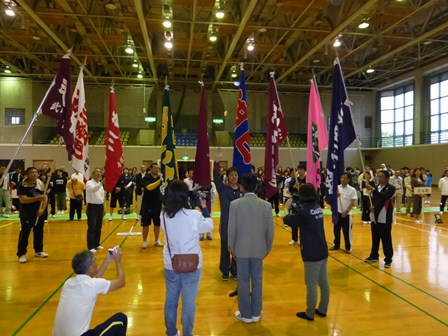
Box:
[161,180,214,336]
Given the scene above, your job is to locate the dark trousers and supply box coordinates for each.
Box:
[291,226,299,243]
[333,213,352,251]
[48,193,56,216]
[369,221,393,263]
[69,198,82,220]
[17,215,45,257]
[268,193,279,215]
[87,203,104,250]
[440,195,448,212]
[219,223,237,277]
[361,196,371,221]
[236,258,263,319]
[81,312,127,336]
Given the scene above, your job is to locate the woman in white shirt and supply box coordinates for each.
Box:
[161,180,213,336]
[438,170,448,214]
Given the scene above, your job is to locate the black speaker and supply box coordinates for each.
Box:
[364,116,372,129]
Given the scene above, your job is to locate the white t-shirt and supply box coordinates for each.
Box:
[337,184,358,214]
[53,274,110,336]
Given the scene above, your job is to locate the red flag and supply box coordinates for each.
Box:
[71,67,90,180]
[193,83,211,187]
[306,79,328,189]
[193,83,212,211]
[264,72,288,199]
[104,87,124,193]
[40,53,74,160]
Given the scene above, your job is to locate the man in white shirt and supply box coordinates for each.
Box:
[184,168,194,190]
[86,168,105,253]
[0,166,12,217]
[330,173,357,253]
[53,248,126,336]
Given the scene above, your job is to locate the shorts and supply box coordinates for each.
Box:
[110,192,125,209]
[141,206,161,227]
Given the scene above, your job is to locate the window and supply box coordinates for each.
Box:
[5,108,25,125]
[380,84,414,147]
[430,72,448,144]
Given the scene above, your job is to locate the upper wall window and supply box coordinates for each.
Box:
[430,72,448,144]
[5,108,25,125]
[380,84,414,147]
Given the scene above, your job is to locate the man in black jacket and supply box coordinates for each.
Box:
[364,170,396,268]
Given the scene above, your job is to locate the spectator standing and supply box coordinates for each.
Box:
[85,168,105,253]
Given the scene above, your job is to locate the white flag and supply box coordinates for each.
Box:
[70,67,90,180]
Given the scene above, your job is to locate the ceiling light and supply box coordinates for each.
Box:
[105,0,117,10]
[125,45,134,54]
[231,72,237,78]
[209,34,217,42]
[247,43,254,51]
[366,68,375,74]
[333,38,341,47]
[216,8,224,19]
[163,20,172,28]
[4,69,11,73]
[137,73,143,79]
[313,59,320,63]
[132,60,139,68]
[164,40,173,49]
[358,19,369,29]
[5,7,15,16]
[32,36,41,40]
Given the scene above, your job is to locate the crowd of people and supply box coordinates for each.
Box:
[1,160,448,336]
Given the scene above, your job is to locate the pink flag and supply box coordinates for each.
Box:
[306,79,328,189]
[104,87,124,193]
[40,53,74,160]
[71,67,90,180]
[264,72,288,199]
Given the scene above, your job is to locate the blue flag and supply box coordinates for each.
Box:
[326,58,357,224]
[233,65,252,175]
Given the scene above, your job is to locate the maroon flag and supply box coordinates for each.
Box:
[104,86,124,193]
[192,82,211,188]
[264,72,288,199]
[40,53,74,160]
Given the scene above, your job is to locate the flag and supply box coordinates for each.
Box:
[70,67,90,180]
[193,83,212,211]
[326,58,357,224]
[39,53,74,160]
[232,65,252,176]
[264,72,288,199]
[104,86,124,193]
[161,81,179,185]
[306,79,328,190]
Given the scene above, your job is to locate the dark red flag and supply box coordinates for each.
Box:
[40,53,74,160]
[104,87,124,193]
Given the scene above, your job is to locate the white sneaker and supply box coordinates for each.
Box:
[252,311,262,322]
[19,255,27,263]
[4,214,10,218]
[89,248,97,253]
[35,252,48,258]
[108,215,113,221]
[122,215,127,220]
[142,241,148,249]
[137,214,141,221]
[51,214,56,218]
[96,246,104,250]
[440,211,444,215]
[415,220,423,224]
[154,240,163,247]
[234,311,253,323]
[289,240,298,245]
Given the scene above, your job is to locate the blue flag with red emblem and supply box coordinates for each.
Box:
[232,64,252,175]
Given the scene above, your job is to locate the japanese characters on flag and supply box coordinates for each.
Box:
[70,67,90,180]
[104,86,124,193]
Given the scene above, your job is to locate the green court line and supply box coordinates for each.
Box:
[275,221,448,326]
[11,219,126,336]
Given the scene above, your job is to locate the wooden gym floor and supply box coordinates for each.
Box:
[1,193,447,336]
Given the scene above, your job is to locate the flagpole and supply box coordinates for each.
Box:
[34,164,54,226]
[0,84,54,186]
[285,136,299,186]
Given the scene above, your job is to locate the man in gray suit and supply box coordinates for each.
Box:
[228,173,275,323]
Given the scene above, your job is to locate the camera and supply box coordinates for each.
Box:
[108,246,119,255]
[189,184,212,208]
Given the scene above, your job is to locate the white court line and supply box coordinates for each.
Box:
[395,217,448,239]
[0,220,19,228]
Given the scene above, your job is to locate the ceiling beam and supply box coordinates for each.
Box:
[212,0,259,90]
[15,0,93,76]
[276,0,378,82]
[185,0,198,80]
[346,20,448,79]
[134,0,158,83]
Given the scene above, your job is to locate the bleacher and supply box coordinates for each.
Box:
[175,132,197,146]
[249,133,306,148]
[49,130,93,145]
[95,130,130,146]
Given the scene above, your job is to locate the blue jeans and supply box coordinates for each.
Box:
[164,268,202,336]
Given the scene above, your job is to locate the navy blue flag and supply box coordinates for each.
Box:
[232,65,252,175]
[326,58,357,224]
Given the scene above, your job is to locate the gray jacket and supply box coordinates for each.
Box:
[228,193,274,259]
